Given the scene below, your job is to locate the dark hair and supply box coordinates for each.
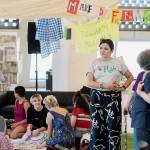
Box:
[82,94,90,103]
[99,38,114,51]
[72,91,90,115]
[137,49,150,70]
[14,86,25,97]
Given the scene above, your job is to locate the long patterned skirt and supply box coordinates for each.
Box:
[90,89,122,150]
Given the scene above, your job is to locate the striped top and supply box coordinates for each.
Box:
[72,108,90,128]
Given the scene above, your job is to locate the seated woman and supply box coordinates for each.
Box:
[0,115,13,150]
[22,94,48,142]
[37,95,75,149]
[71,91,90,150]
[9,86,30,139]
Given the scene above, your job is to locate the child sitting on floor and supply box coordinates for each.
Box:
[0,115,13,150]
[71,91,90,150]
[22,94,48,143]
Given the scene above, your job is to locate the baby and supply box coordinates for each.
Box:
[0,116,13,150]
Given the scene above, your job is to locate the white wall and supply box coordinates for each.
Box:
[52,39,69,91]
[52,37,96,91]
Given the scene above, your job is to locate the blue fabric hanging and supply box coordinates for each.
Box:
[35,18,63,58]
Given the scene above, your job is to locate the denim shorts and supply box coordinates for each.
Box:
[74,129,90,138]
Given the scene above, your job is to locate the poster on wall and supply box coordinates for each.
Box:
[5,47,16,62]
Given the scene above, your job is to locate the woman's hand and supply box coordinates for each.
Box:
[32,129,39,136]
[116,86,126,92]
[123,104,129,115]
[11,123,18,129]
[108,82,120,91]
[27,130,32,136]
[102,82,119,90]
[137,81,144,96]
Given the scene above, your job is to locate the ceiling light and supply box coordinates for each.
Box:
[0,18,19,29]
[4,22,9,26]
[1,18,4,22]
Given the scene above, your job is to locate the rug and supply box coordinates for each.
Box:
[11,139,46,150]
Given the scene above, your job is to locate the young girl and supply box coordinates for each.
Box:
[71,91,90,150]
[0,115,13,150]
[37,95,74,149]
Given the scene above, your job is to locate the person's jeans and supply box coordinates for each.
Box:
[74,129,90,138]
[74,129,90,150]
[136,128,150,150]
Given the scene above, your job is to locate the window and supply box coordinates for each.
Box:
[0,18,19,29]
[116,41,150,79]
[30,54,52,80]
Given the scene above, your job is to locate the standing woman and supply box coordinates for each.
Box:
[131,49,150,149]
[86,38,133,150]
